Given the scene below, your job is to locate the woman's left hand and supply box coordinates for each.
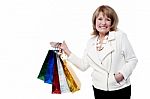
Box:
[114,72,124,83]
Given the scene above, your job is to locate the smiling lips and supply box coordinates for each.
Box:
[98,26,108,29]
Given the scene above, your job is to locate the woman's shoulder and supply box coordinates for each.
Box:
[88,35,97,43]
[85,35,97,47]
[89,35,97,41]
[113,29,127,39]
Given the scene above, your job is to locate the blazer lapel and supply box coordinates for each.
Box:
[87,32,116,71]
[87,37,108,71]
[99,42,114,61]
[99,32,115,61]
[87,46,108,72]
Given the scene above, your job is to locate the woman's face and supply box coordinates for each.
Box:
[96,12,111,35]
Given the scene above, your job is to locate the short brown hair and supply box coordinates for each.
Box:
[92,5,119,36]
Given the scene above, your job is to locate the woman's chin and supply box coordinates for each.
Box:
[98,30,109,34]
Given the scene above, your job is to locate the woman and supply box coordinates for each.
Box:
[51,5,138,99]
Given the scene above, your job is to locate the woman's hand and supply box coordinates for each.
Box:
[114,72,124,83]
[50,41,71,56]
[59,41,71,56]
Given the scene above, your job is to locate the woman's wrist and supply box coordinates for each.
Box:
[64,49,71,56]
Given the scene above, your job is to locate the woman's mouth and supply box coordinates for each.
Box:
[99,26,108,29]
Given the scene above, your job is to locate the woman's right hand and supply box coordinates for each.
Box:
[50,41,71,56]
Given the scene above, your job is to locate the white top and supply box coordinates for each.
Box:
[68,30,138,91]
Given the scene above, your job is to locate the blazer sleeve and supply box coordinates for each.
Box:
[119,33,138,80]
[67,40,91,71]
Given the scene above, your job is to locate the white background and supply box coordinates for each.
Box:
[0,0,149,99]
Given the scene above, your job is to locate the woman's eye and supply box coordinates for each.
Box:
[106,18,111,21]
[98,18,102,20]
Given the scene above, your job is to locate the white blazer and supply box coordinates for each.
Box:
[68,30,138,91]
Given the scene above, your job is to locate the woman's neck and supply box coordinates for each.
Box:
[99,32,109,39]
[99,33,105,40]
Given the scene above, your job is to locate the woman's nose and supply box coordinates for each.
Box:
[101,19,106,25]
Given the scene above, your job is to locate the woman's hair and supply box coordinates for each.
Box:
[91,5,119,36]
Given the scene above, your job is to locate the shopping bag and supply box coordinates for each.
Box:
[64,60,81,90]
[60,55,80,93]
[37,50,80,94]
[44,50,56,84]
[52,53,61,94]
[56,54,70,93]
[37,50,55,84]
